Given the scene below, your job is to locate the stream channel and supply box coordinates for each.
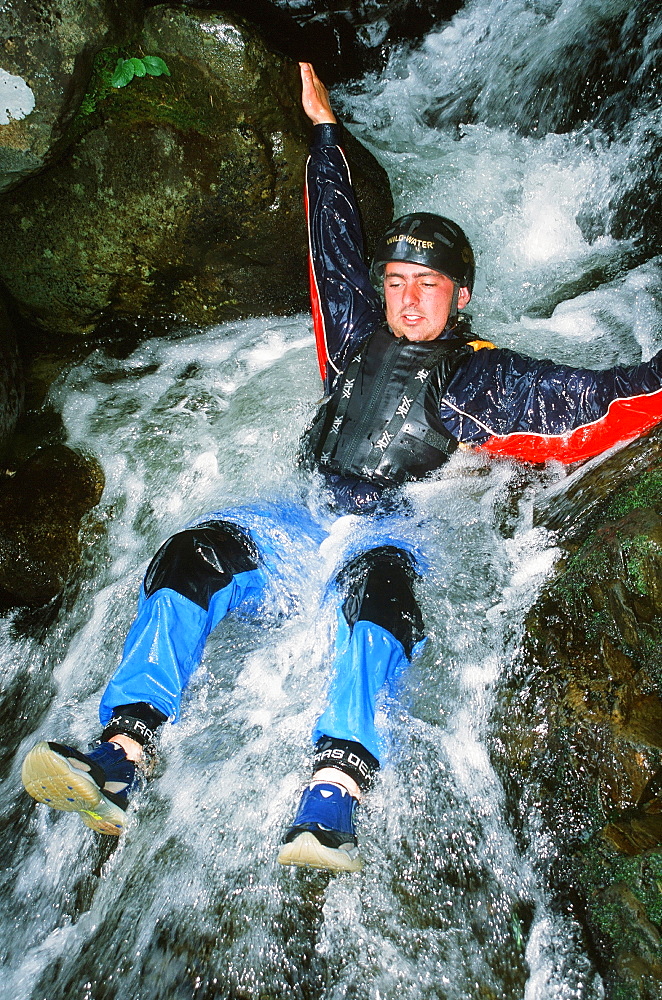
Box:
[2,1,662,997]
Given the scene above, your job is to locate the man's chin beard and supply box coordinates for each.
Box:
[391,322,436,340]
[387,314,449,340]
[390,319,426,337]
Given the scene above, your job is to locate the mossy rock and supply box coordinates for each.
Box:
[492,429,662,996]
[0,0,141,193]
[0,5,393,341]
[573,839,662,998]
[534,422,662,542]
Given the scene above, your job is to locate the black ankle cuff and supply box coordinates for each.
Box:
[102,702,167,748]
[312,736,379,791]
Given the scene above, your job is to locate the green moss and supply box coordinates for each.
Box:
[73,46,122,120]
[623,535,659,596]
[606,470,662,520]
[635,631,662,687]
[66,44,216,149]
[113,87,215,136]
[544,513,662,653]
[611,984,640,1000]
[577,839,662,934]
[583,607,614,640]
[555,540,609,603]
[552,527,662,678]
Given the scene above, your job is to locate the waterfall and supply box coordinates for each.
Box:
[3,1,661,997]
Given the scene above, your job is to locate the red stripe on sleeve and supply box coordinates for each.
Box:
[304,180,327,383]
[477,389,662,464]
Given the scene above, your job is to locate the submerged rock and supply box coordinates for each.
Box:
[0,0,141,193]
[0,5,392,342]
[492,426,662,997]
[0,444,104,606]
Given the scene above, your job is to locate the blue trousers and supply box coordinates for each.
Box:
[99,502,424,765]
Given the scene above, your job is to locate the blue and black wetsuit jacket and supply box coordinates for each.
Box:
[304,123,662,485]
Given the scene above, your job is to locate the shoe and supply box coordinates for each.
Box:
[21,740,136,836]
[277,781,363,873]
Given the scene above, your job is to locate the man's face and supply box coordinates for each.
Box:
[383,261,470,341]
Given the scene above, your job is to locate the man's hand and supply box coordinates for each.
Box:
[300,62,337,125]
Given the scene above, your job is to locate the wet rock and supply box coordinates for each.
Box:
[270,0,465,82]
[0,5,392,341]
[534,422,662,542]
[602,769,662,857]
[573,848,662,1000]
[0,293,23,458]
[176,0,466,83]
[0,444,104,605]
[492,430,662,997]
[598,882,662,995]
[603,808,662,857]
[0,0,141,193]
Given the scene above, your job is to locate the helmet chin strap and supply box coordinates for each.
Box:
[444,283,460,331]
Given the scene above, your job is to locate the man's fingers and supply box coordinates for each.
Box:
[299,62,337,125]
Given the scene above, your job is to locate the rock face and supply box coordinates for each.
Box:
[266,0,465,81]
[0,5,393,341]
[0,297,22,459]
[0,1,393,606]
[492,426,662,998]
[175,0,465,83]
[0,0,141,193]
[0,445,104,605]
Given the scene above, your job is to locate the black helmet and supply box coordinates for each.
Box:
[370,213,475,296]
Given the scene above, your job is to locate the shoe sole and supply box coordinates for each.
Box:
[277,832,363,873]
[21,742,127,836]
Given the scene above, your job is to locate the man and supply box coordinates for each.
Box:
[21,63,662,873]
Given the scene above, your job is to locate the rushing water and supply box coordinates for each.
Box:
[2,1,662,998]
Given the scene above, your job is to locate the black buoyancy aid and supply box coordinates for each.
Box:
[302,325,472,486]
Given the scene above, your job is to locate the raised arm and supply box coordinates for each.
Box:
[300,63,383,390]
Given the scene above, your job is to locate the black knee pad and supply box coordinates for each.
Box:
[338,546,425,656]
[143,521,259,610]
